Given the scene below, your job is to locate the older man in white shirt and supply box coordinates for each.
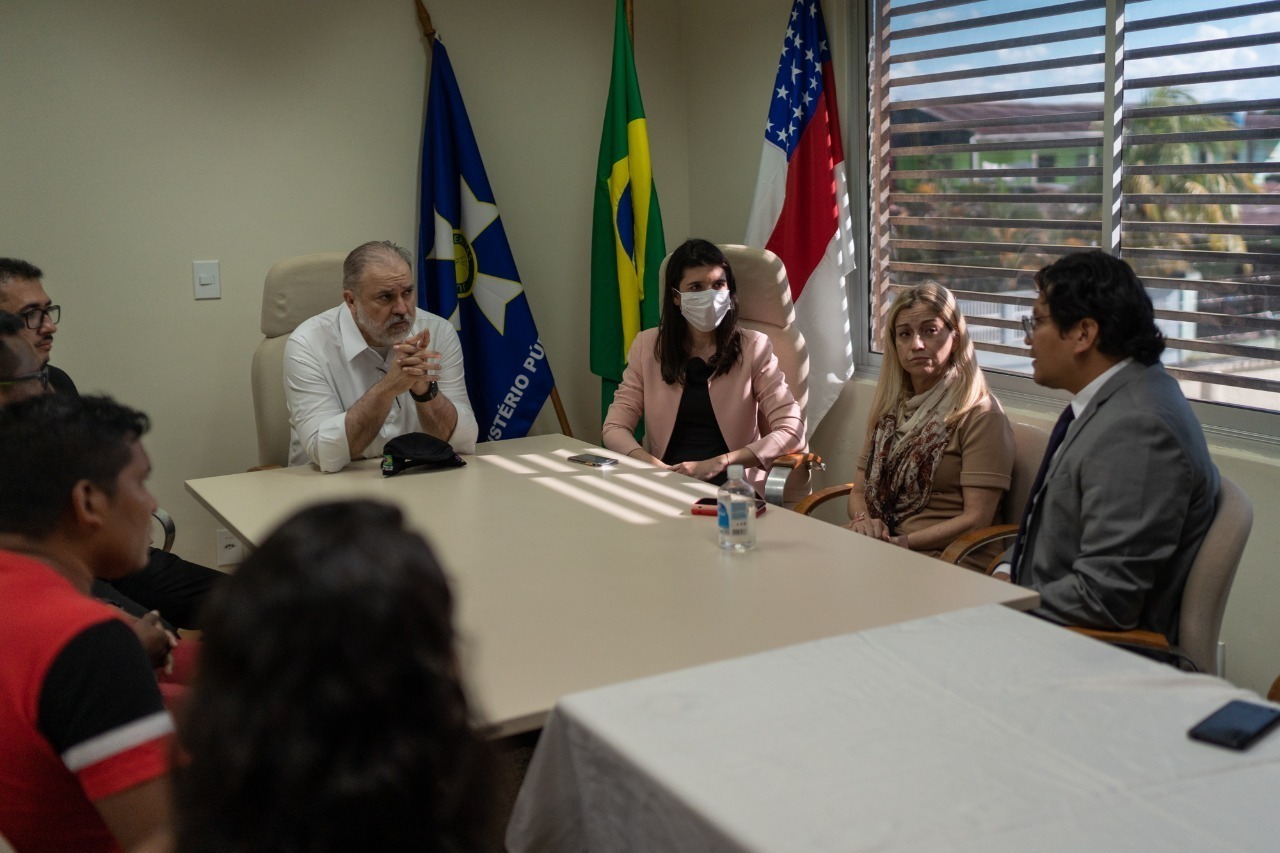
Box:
[285,241,478,472]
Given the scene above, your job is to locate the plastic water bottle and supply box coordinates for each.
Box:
[717,464,757,551]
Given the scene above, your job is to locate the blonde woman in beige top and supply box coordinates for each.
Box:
[847,282,1015,559]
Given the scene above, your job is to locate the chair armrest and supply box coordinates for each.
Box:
[793,483,853,517]
[151,508,176,553]
[938,524,1019,574]
[763,452,825,508]
[1068,626,1170,651]
[1068,626,1195,668]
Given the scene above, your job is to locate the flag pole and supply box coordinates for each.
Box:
[625,0,634,41]
[414,0,435,39]
[412,0,574,439]
[549,388,573,437]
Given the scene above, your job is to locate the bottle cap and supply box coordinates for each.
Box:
[727,464,745,480]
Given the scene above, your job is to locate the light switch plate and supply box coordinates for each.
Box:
[193,260,220,300]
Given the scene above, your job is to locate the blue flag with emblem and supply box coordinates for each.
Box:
[418,38,553,443]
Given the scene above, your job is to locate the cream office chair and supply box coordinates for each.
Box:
[723,244,824,506]
[938,466,1251,676]
[655,244,824,507]
[251,253,345,469]
[1067,476,1252,676]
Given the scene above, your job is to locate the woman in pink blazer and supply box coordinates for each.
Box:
[602,239,805,494]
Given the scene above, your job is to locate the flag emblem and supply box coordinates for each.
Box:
[418,38,554,441]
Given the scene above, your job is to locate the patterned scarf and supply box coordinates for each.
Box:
[863,378,957,531]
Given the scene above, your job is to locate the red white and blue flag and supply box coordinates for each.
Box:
[745,0,854,434]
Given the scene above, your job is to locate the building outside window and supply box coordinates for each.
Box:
[867,0,1280,413]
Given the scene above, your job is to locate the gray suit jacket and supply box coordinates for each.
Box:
[1016,361,1218,641]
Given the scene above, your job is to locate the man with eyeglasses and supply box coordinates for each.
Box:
[1004,251,1218,647]
[0,260,224,631]
[0,258,74,394]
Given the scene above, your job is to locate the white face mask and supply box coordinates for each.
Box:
[678,289,732,332]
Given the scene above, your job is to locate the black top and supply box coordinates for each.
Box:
[37,619,165,754]
[662,358,730,485]
[48,364,77,396]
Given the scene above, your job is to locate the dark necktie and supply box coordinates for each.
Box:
[1010,404,1075,583]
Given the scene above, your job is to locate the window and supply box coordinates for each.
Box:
[869,0,1280,412]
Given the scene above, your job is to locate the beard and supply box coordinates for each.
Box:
[354,303,413,347]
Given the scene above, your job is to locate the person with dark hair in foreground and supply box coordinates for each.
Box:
[173,500,496,852]
[0,394,172,853]
[602,238,804,493]
[0,258,224,630]
[1007,251,1219,643]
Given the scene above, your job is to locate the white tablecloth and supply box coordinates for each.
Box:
[507,605,1280,852]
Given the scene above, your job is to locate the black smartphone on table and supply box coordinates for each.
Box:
[1187,700,1280,750]
[567,453,618,468]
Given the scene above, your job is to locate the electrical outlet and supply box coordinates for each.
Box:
[216,528,245,566]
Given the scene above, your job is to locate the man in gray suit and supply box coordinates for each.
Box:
[1010,251,1218,643]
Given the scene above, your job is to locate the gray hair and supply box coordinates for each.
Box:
[343,241,413,294]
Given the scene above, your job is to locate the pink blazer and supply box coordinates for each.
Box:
[602,328,805,492]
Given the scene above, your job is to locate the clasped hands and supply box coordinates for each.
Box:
[384,329,440,398]
[669,454,729,481]
[846,512,890,540]
[846,512,909,548]
[130,610,178,672]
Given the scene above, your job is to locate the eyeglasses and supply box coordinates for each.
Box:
[18,305,60,330]
[0,366,50,391]
[1020,313,1050,336]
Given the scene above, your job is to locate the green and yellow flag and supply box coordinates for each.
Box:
[590,0,665,420]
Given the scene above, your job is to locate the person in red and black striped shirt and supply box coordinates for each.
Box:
[0,394,171,853]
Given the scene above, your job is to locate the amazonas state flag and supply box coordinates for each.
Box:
[419,38,554,442]
[746,0,855,434]
[590,0,665,419]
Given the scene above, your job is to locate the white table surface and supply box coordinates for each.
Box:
[508,604,1280,852]
[187,434,1037,735]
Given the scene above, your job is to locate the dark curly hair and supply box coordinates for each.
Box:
[0,257,43,287]
[0,394,149,538]
[172,500,496,852]
[655,238,743,384]
[1034,251,1165,365]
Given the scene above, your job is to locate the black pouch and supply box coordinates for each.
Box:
[380,432,466,476]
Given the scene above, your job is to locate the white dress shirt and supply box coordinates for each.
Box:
[284,304,478,472]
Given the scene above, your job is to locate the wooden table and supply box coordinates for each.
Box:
[187,434,1037,735]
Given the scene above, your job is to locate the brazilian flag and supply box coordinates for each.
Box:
[590,0,665,421]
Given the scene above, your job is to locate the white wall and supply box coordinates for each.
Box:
[4,0,1277,694]
[1,0,689,570]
